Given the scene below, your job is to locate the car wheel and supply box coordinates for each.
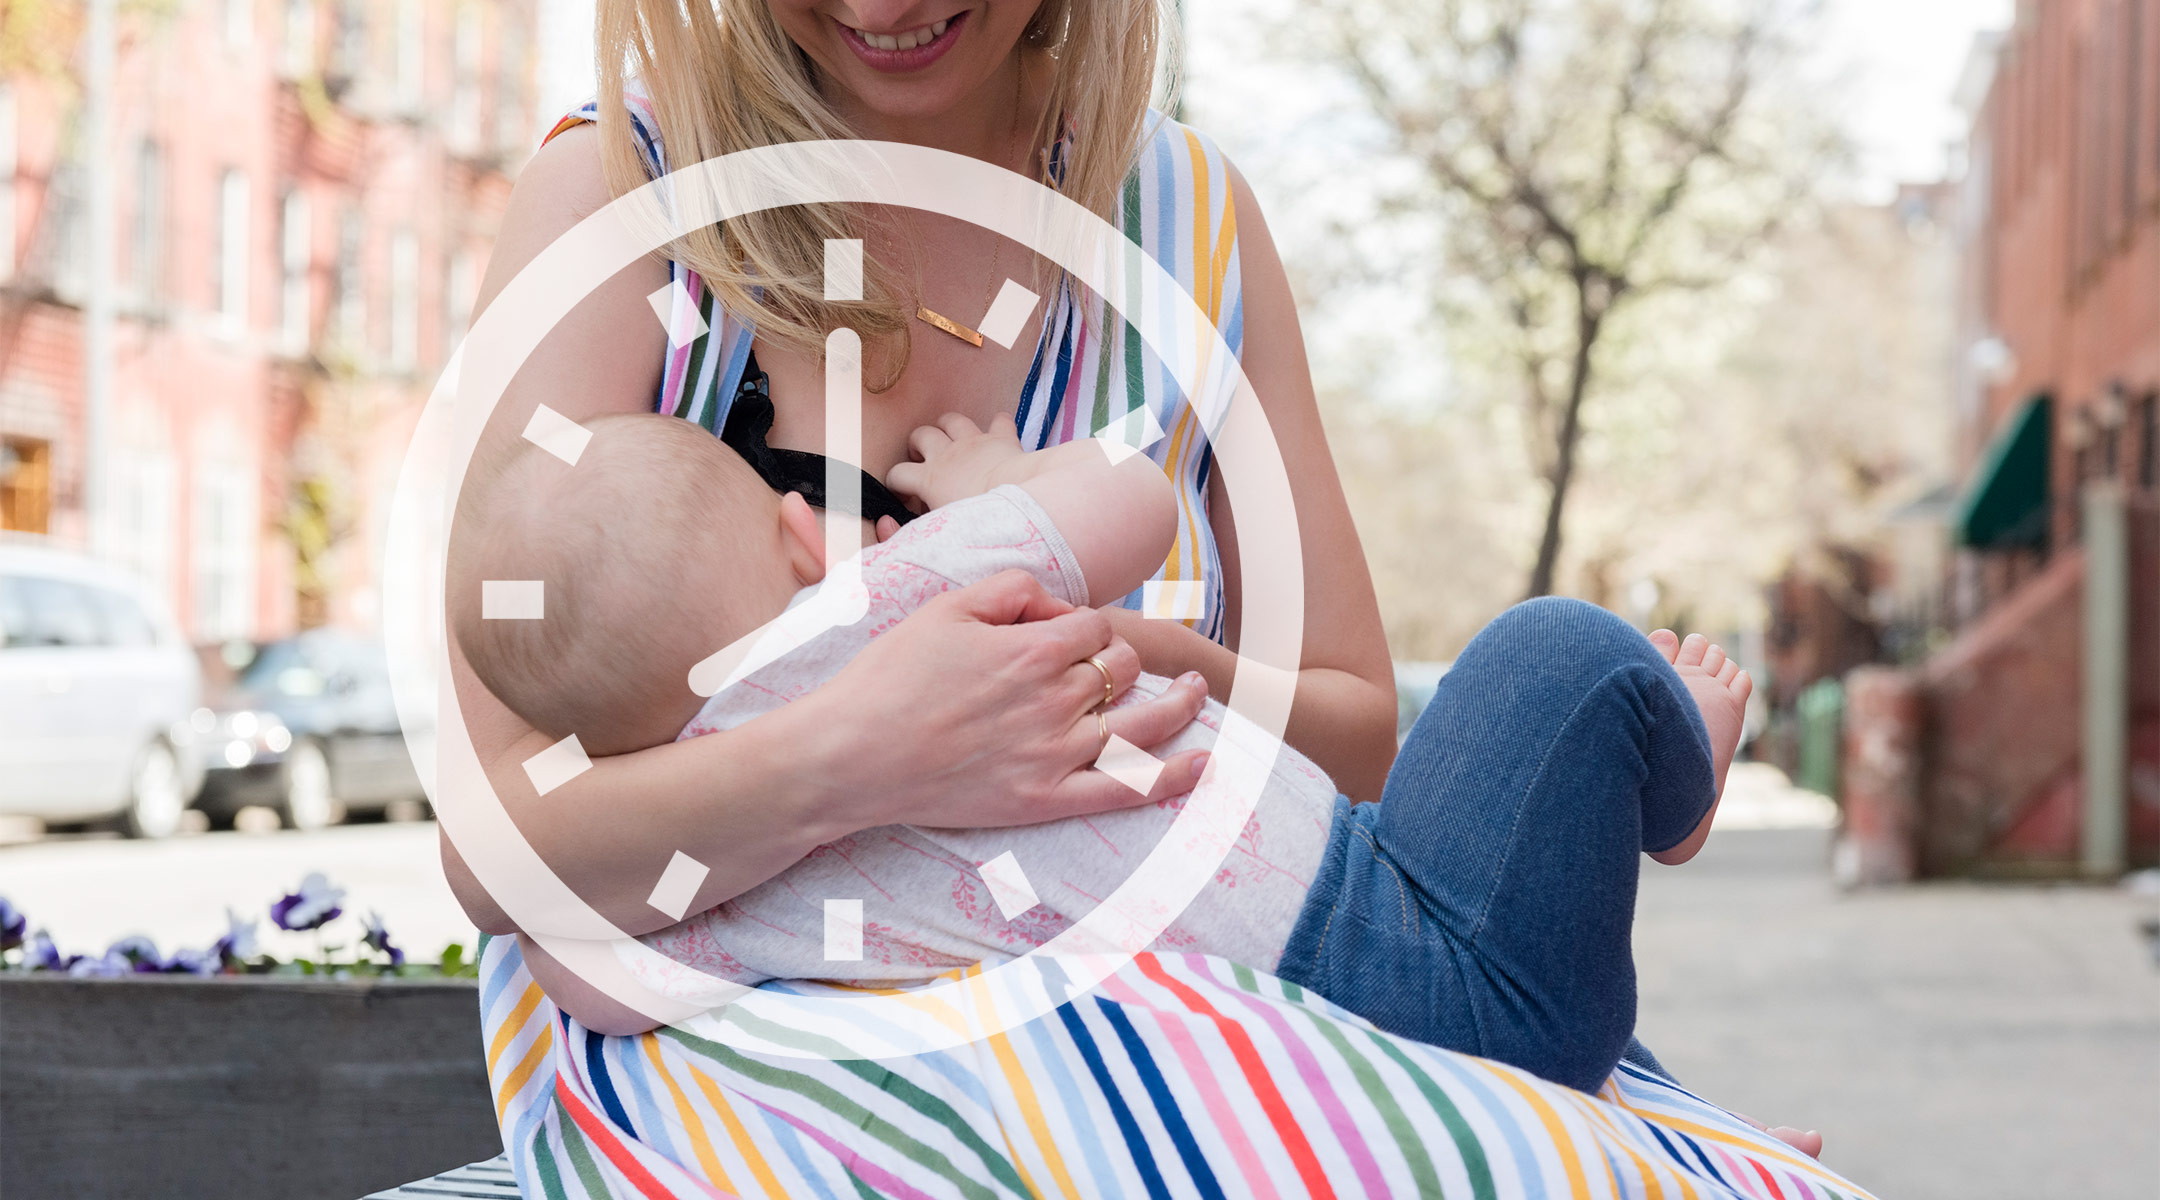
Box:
[282,740,341,832]
[122,742,186,840]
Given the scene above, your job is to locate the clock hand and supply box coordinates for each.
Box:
[690,270,871,699]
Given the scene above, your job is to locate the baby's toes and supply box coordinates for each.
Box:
[1677,633,1711,667]
[1716,657,1742,686]
[1731,668,1754,703]
[1700,643,1727,675]
[1649,629,1681,663]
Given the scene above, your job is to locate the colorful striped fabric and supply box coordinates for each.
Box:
[480,936,1878,1200]
[546,98,1240,639]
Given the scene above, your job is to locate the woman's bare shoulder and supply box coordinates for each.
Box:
[482,126,620,302]
[516,123,617,223]
[477,121,669,424]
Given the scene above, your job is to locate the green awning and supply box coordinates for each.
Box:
[1956,394,2052,549]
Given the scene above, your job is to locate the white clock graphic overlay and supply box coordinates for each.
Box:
[385,140,1305,1059]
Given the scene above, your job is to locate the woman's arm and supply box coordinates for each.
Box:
[442,129,1213,941]
[1104,163,1400,802]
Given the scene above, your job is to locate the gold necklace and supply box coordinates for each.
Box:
[915,65,1026,349]
[915,239,1004,348]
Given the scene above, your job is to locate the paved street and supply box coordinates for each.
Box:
[1635,825,2160,1200]
[2,767,2155,1198]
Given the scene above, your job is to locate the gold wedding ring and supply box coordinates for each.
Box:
[1097,709,1111,754]
[1086,655,1115,709]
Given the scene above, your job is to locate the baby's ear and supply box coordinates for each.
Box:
[777,491,828,586]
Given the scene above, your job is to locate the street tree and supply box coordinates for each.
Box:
[1305,0,1846,597]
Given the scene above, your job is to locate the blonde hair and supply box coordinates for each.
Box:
[594,0,1170,380]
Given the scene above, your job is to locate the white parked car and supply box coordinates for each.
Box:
[0,541,205,837]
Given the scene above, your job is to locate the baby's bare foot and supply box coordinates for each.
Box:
[1644,630,1753,865]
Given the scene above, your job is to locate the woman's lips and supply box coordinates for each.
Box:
[835,10,967,73]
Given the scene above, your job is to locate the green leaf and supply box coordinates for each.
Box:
[439,942,465,975]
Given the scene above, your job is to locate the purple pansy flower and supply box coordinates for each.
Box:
[68,950,133,978]
[213,908,260,966]
[359,910,404,968]
[106,935,164,973]
[25,930,73,972]
[270,873,345,932]
[0,897,25,952]
[164,945,223,976]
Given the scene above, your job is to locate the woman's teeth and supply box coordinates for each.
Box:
[851,18,949,51]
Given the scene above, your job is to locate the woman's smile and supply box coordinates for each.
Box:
[834,9,967,70]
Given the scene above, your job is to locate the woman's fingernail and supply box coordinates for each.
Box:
[1191,753,1211,778]
[1181,671,1204,686]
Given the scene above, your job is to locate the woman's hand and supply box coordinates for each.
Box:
[805,569,1213,833]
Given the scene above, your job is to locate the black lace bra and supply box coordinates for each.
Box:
[717,351,921,528]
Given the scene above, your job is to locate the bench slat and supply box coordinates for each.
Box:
[363,1156,521,1199]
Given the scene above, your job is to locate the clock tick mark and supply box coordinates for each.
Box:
[1141,580,1208,622]
[1094,735,1168,795]
[824,898,865,961]
[521,733,592,797]
[978,851,1041,920]
[977,279,1040,349]
[481,580,545,620]
[645,280,709,346]
[521,404,593,466]
[648,851,711,921]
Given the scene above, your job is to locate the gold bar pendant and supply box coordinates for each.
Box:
[916,305,985,347]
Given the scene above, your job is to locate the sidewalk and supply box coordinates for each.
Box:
[1635,795,2160,1199]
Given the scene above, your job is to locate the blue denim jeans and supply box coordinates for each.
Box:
[1277,597,1714,1092]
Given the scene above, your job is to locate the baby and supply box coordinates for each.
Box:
[454,411,1749,1093]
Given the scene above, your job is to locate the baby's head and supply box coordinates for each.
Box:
[449,413,827,756]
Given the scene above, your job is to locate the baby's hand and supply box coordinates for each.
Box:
[885,413,1028,511]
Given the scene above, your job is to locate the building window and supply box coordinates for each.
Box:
[394,0,425,114]
[495,16,528,155]
[2141,394,2158,491]
[334,206,365,352]
[131,140,163,304]
[389,228,419,371]
[112,445,176,600]
[215,169,250,332]
[451,3,482,153]
[47,160,87,303]
[280,188,312,353]
[445,248,477,348]
[0,85,15,281]
[0,437,52,535]
[282,0,316,78]
[2127,0,2145,228]
[224,0,254,49]
[192,462,258,643]
[333,0,369,90]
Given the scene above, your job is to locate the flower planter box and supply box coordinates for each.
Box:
[0,973,500,1200]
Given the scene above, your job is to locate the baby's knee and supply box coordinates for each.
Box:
[1481,597,1655,671]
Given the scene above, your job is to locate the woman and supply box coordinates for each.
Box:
[447,7,1848,1191]
[444,0,1398,959]
[450,4,1841,1184]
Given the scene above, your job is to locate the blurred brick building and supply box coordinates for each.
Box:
[0,0,537,643]
[1868,1,2160,877]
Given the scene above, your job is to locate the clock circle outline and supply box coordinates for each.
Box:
[385,139,1307,1059]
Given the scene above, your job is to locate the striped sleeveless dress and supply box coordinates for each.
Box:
[546,95,1238,639]
[477,100,1885,1200]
